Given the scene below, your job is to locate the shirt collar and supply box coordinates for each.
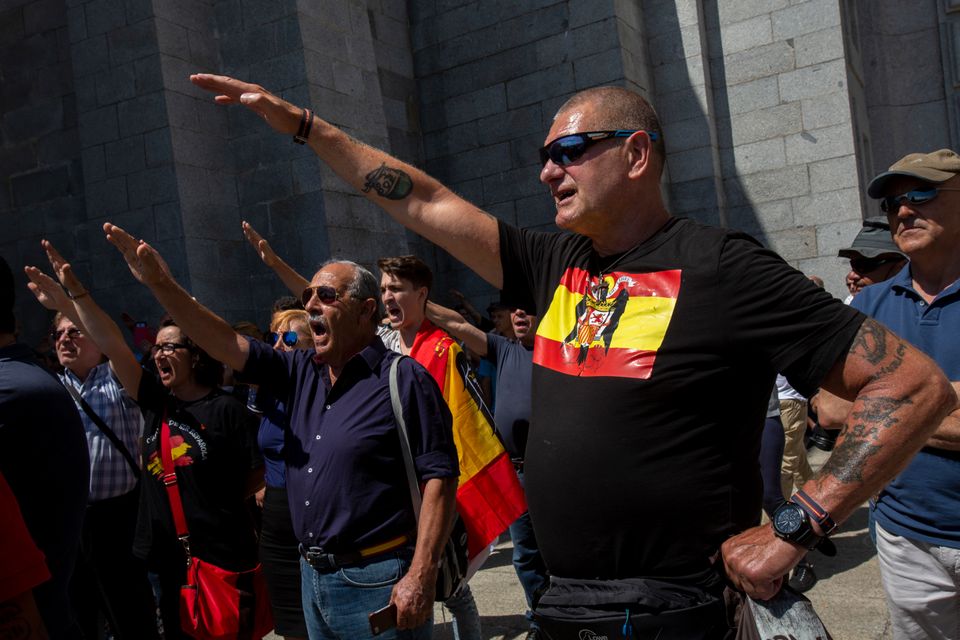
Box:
[890,262,960,300]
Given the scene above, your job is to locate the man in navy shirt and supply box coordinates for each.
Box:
[102,228,460,640]
[824,150,960,639]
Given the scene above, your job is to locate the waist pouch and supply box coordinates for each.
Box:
[533,576,727,640]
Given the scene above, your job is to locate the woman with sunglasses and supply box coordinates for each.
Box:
[254,308,312,640]
[25,241,267,640]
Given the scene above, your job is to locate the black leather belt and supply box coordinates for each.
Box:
[299,532,412,572]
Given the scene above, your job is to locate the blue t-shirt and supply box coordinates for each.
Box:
[486,333,533,459]
[852,266,960,548]
[255,388,288,489]
[242,336,459,552]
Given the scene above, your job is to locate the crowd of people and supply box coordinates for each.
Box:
[1,72,957,640]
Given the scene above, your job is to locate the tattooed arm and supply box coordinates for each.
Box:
[723,318,955,599]
[190,74,503,288]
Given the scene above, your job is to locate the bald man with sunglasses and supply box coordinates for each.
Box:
[191,74,956,637]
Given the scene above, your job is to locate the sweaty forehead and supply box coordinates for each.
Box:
[546,105,599,142]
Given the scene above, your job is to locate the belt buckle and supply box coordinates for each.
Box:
[303,546,334,571]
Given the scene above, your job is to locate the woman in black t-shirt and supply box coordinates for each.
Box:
[25,243,264,640]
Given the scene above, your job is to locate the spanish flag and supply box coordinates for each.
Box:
[410,320,527,559]
[535,267,682,379]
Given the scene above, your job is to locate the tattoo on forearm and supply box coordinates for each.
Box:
[821,394,912,484]
[0,602,33,639]
[362,163,413,200]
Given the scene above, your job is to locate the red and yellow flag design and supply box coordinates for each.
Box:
[535,267,682,379]
[410,321,527,559]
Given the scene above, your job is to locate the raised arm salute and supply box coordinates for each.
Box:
[191,73,503,288]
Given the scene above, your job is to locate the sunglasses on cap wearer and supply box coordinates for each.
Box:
[879,187,960,214]
[51,327,83,341]
[149,342,191,356]
[266,331,299,347]
[849,256,903,273]
[538,130,659,167]
[300,285,341,308]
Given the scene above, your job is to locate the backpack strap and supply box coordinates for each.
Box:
[159,410,192,564]
[389,355,423,518]
[62,380,141,479]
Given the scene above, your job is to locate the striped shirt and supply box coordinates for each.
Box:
[60,363,143,502]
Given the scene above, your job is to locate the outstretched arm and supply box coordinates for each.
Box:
[425,301,488,357]
[723,318,956,599]
[103,223,250,373]
[241,221,309,297]
[191,74,503,288]
[24,240,143,400]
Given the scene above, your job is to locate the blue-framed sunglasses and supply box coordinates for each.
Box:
[266,331,299,347]
[879,187,960,214]
[538,130,659,167]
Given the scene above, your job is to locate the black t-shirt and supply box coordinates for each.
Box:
[499,217,864,581]
[133,372,262,571]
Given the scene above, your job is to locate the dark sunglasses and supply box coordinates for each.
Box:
[149,342,191,356]
[538,130,658,167]
[849,256,902,273]
[300,285,341,308]
[879,187,960,214]
[51,327,83,341]
[266,331,299,347]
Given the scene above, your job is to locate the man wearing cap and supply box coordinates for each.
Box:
[839,149,960,639]
[837,217,907,302]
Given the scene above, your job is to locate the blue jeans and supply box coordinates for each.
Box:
[510,470,549,624]
[443,583,481,640]
[300,551,432,640]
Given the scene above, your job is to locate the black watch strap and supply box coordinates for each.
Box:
[793,490,838,536]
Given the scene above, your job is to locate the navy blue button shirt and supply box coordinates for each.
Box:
[242,336,458,552]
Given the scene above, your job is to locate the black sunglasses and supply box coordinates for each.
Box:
[266,330,299,347]
[879,187,960,214]
[149,342,191,356]
[538,130,658,167]
[51,327,83,341]
[849,256,902,273]
[300,285,341,308]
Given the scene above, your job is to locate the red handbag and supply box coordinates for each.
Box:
[160,414,274,640]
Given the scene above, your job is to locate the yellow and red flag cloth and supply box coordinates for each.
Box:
[535,267,682,379]
[410,320,527,559]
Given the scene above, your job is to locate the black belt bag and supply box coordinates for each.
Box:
[533,576,728,640]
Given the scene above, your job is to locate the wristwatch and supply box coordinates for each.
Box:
[772,501,821,549]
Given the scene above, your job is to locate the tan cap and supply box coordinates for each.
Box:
[867,149,960,198]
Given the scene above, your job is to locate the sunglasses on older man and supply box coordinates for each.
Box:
[266,331,299,347]
[538,130,659,167]
[300,285,341,308]
[879,187,960,214]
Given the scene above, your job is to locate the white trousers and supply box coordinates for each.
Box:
[876,522,960,640]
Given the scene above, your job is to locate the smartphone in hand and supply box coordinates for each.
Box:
[368,603,398,636]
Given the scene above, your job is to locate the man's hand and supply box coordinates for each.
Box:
[24,266,71,312]
[241,221,278,268]
[190,74,301,134]
[103,223,172,286]
[389,570,435,630]
[721,525,806,601]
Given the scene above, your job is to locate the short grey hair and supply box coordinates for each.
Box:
[320,259,384,325]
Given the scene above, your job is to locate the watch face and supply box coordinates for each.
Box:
[774,505,803,535]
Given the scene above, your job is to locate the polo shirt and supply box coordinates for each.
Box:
[485,333,533,459]
[853,266,960,548]
[242,336,458,554]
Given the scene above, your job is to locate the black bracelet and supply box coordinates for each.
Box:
[293,108,311,145]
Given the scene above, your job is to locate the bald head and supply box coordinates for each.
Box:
[556,87,665,163]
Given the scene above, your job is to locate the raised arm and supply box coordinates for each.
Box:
[103,223,250,372]
[241,221,309,296]
[425,301,488,357]
[191,74,503,288]
[723,318,956,598]
[24,240,143,400]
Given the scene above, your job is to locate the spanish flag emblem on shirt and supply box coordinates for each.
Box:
[535,267,682,379]
[410,321,527,559]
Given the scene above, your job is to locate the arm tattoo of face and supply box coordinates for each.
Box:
[362,163,413,200]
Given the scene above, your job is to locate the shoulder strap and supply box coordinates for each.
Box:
[160,411,192,557]
[62,381,141,478]
[389,355,423,520]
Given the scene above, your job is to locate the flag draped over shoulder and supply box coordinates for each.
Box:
[410,320,527,559]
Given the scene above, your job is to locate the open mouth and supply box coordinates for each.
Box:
[309,314,328,339]
[386,305,402,324]
[556,188,576,204]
